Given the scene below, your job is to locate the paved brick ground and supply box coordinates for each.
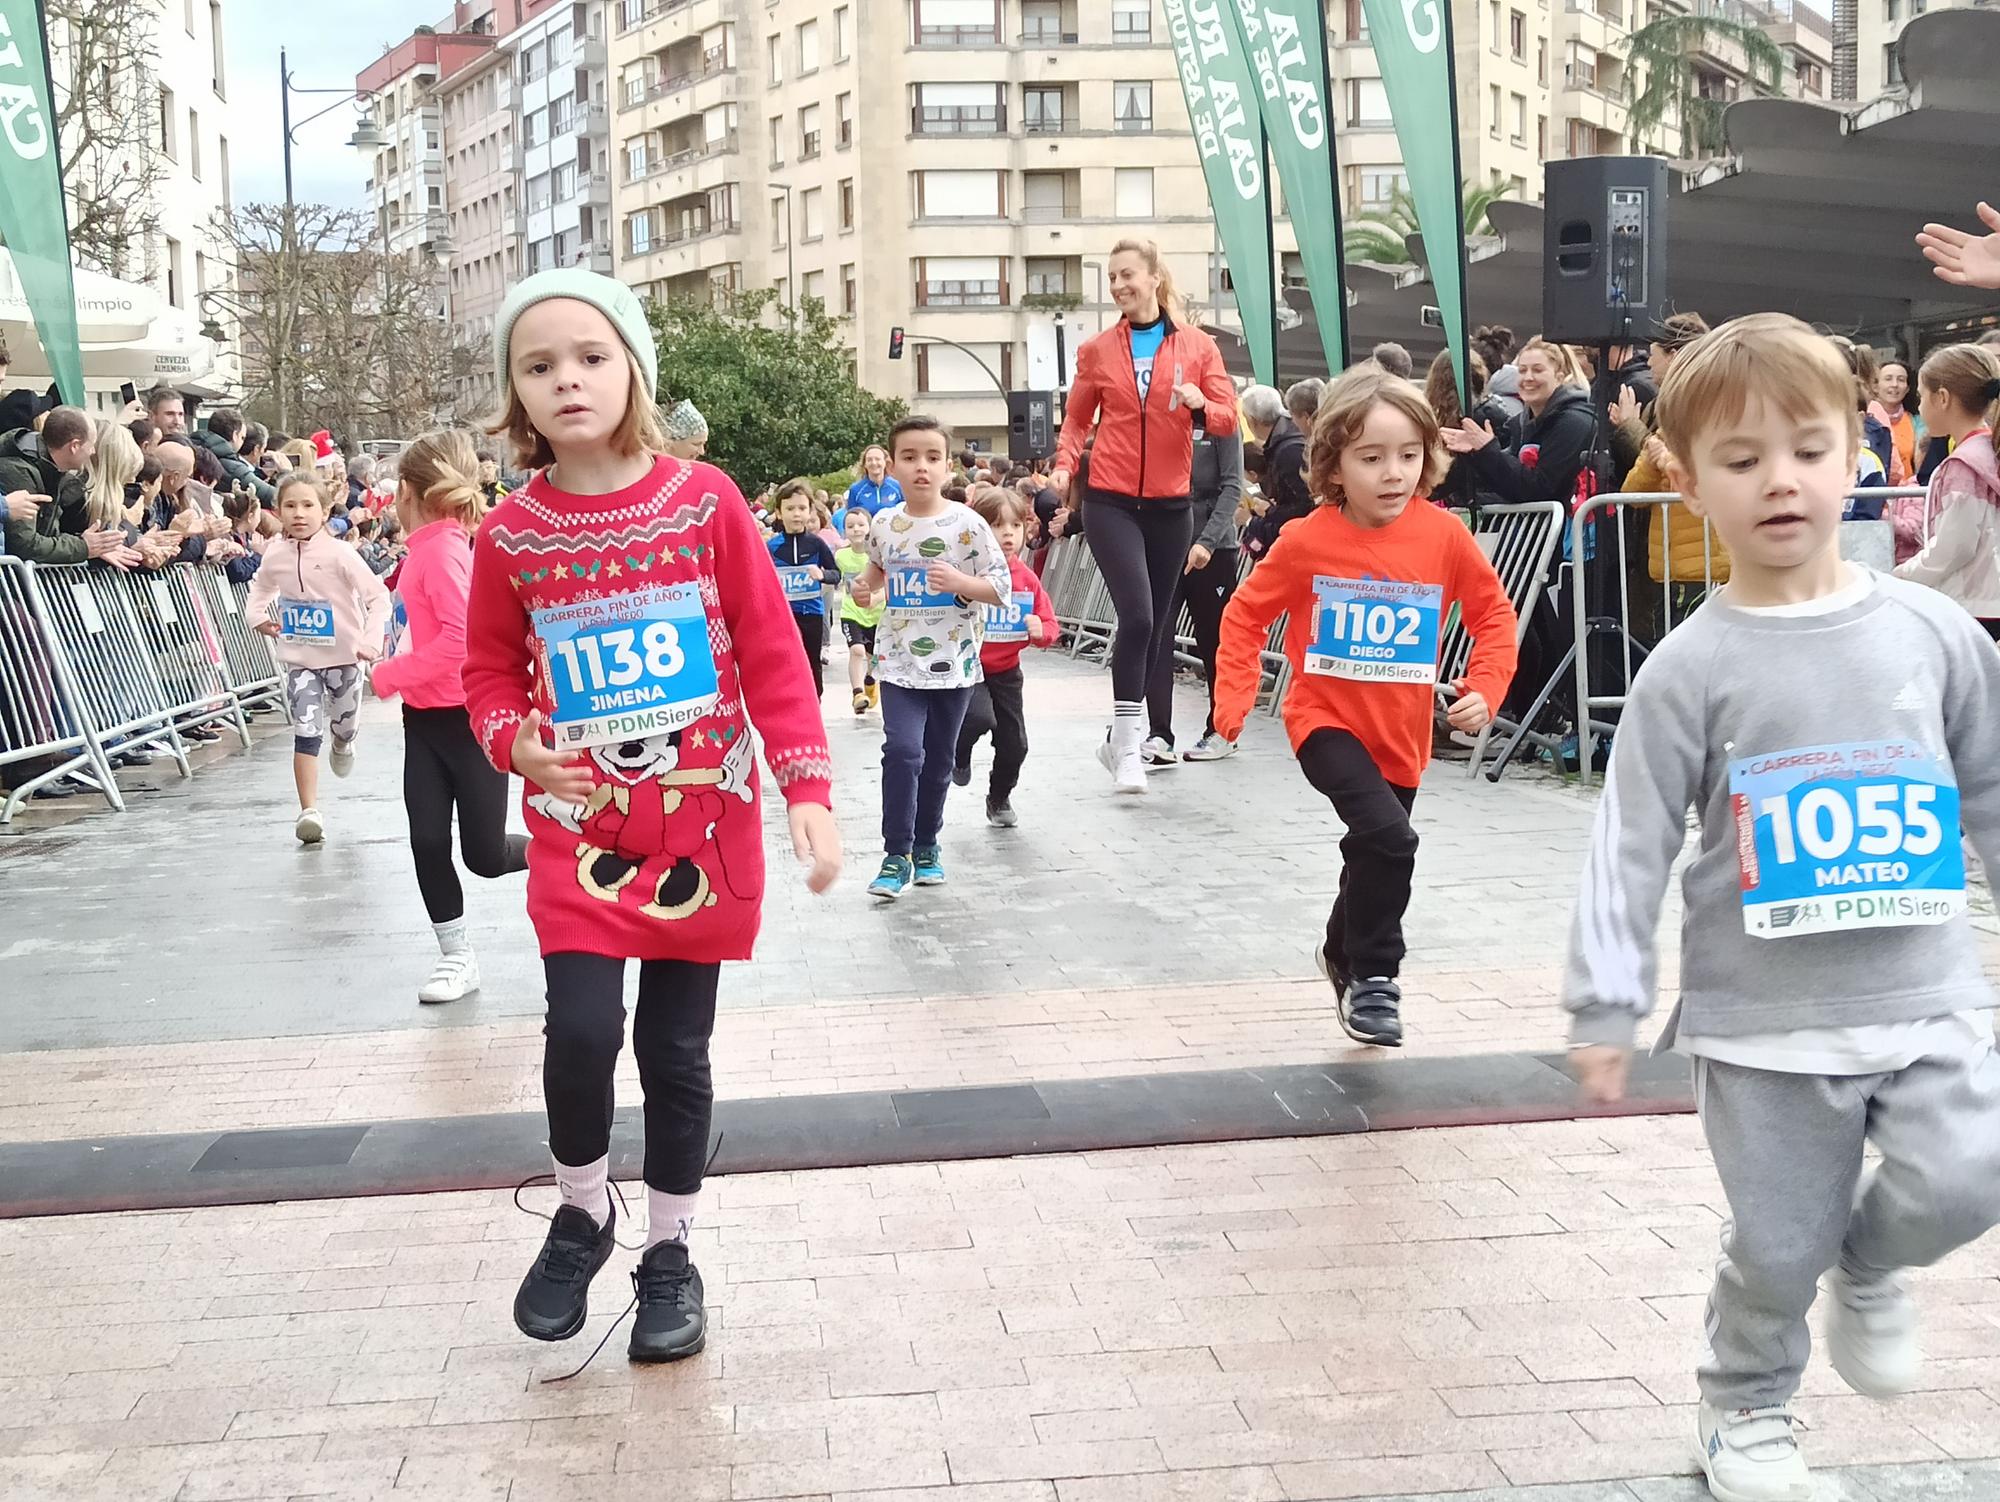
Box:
[7,1120,2000,1502]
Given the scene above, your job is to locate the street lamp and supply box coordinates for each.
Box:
[768,181,795,310]
[279,47,381,229]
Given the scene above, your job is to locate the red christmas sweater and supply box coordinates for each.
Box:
[463,455,834,962]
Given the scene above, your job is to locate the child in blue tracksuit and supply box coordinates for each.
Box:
[768,479,839,699]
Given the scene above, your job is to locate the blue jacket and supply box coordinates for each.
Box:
[843,475,903,519]
[768,530,838,616]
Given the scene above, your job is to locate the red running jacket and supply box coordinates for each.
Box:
[1053,316,1239,503]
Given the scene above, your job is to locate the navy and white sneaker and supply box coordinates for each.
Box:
[1338,977,1403,1048]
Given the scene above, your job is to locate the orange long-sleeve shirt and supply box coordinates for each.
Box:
[1213,502,1519,788]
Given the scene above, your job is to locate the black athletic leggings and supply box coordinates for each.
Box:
[403,705,529,924]
[1297,728,1420,981]
[795,611,825,697]
[1085,496,1194,702]
[1147,545,1238,742]
[542,953,720,1194]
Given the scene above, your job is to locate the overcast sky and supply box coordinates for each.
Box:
[224,0,420,212]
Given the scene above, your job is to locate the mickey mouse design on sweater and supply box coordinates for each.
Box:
[463,455,834,962]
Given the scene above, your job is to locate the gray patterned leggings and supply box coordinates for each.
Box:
[284,665,361,756]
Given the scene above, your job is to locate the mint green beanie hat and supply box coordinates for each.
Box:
[495,269,657,401]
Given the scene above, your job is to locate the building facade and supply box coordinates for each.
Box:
[1851,0,1975,98]
[515,1,618,277]
[439,40,523,413]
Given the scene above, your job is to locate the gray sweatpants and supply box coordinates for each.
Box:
[1695,1043,2000,1409]
[284,665,361,757]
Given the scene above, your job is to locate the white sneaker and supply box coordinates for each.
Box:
[419,949,481,1005]
[1825,1266,1921,1398]
[1696,1402,1812,1502]
[329,738,356,778]
[1182,731,1238,762]
[295,807,324,844]
[1139,736,1179,768]
[1096,739,1147,795]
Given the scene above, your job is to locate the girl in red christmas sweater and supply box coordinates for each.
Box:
[1215,370,1517,1051]
[461,269,841,1363]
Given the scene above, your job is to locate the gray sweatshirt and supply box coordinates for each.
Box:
[1565,573,2000,1050]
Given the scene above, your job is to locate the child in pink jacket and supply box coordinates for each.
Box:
[245,472,391,846]
[367,431,528,1005]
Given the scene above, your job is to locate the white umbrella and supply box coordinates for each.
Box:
[1,308,218,385]
[0,249,163,346]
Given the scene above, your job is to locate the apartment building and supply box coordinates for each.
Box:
[1854,0,1973,96]
[439,41,522,410]
[359,30,501,258]
[517,2,618,276]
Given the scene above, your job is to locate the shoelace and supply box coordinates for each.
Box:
[1722,1405,1803,1460]
[633,1255,698,1310]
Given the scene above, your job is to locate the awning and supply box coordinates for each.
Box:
[0,251,163,346]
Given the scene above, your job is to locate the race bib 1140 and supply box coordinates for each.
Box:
[1729,739,1965,939]
[278,596,336,645]
[1304,576,1442,683]
[532,581,719,749]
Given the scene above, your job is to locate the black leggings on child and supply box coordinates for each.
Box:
[955,665,1027,803]
[541,953,720,1194]
[795,612,826,697]
[1297,728,1419,980]
[403,705,529,924]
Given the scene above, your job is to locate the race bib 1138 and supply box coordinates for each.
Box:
[1729,739,1965,939]
[1304,576,1442,683]
[532,581,719,748]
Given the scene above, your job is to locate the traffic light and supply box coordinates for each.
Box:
[888,326,905,360]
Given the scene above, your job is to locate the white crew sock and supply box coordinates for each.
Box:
[554,1153,611,1229]
[1111,702,1145,756]
[433,918,470,955]
[646,1189,700,1252]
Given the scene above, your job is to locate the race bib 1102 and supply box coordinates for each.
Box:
[1729,739,1965,939]
[278,596,336,645]
[984,590,1033,643]
[532,581,719,749]
[777,564,820,603]
[1304,576,1442,683]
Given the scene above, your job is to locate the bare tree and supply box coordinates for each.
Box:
[45,0,165,277]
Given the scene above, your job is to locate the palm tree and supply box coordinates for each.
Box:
[1341,177,1510,267]
[1621,9,1785,158]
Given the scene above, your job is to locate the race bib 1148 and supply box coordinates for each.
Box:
[532,581,719,748]
[1729,739,1965,939]
[1304,576,1442,683]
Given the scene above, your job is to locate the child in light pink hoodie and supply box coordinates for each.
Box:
[1895,344,2000,633]
[245,471,391,845]
[367,431,527,1005]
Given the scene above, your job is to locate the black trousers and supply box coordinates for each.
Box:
[955,665,1027,803]
[1297,728,1419,980]
[795,611,825,697]
[1146,546,1238,743]
[1085,498,1194,703]
[541,953,720,1194]
[403,705,529,924]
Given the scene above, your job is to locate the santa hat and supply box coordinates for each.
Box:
[310,431,338,468]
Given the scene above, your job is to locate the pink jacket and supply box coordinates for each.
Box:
[243,532,392,669]
[369,518,473,708]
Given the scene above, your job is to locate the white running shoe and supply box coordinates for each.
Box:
[1096,739,1147,795]
[1696,1402,1812,1502]
[1182,731,1238,762]
[1139,736,1179,768]
[1825,1266,1921,1398]
[419,949,481,1005]
[295,808,324,845]
[329,738,356,778]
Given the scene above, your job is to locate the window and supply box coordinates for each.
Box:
[798,19,820,73]
[769,114,783,166]
[914,168,1004,219]
[1022,170,1073,218]
[842,261,856,314]
[1488,0,1500,51]
[550,95,575,135]
[1349,78,1389,127]
[1510,8,1526,58]
[916,342,1009,394]
[915,81,1001,133]
[1113,167,1153,218]
[525,108,546,147]
[1537,37,1547,84]
[1883,42,1903,85]
[627,139,648,179]
[429,184,444,208]
[1112,0,1151,42]
[1022,0,1067,43]
[553,161,577,201]
[803,269,826,304]
[800,102,821,158]
[914,0,1001,45]
[918,255,1003,306]
[194,249,207,296]
[1538,112,1548,157]
[183,0,193,32]
[837,91,853,147]
[801,185,823,239]
[1510,91,1526,142]
[1358,169,1407,206]
[1345,0,1370,41]
[767,33,782,84]
[219,135,231,208]
[1886,0,1900,19]
[210,0,226,96]
[427,129,441,152]
[165,235,184,307]
[1489,83,1502,135]
[1112,82,1152,133]
[1023,85,1066,133]
[839,176,854,229]
[1025,256,1069,295]
[522,42,543,83]
[188,108,202,178]
[159,85,177,158]
[771,195,789,248]
[835,5,851,59]
[528,172,552,213]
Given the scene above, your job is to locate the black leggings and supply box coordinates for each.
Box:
[1297,728,1419,980]
[542,952,720,1194]
[403,705,529,924]
[955,664,1027,803]
[795,611,825,697]
[1147,545,1238,742]
[1085,497,1194,702]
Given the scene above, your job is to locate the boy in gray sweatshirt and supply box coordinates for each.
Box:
[1563,314,2000,1502]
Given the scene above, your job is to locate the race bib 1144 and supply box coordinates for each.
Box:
[532,581,719,749]
[1304,576,1442,683]
[777,564,820,603]
[1729,739,1965,939]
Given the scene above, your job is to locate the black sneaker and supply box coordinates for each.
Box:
[1313,943,1350,1002]
[1339,977,1404,1048]
[514,1199,616,1342]
[951,763,972,788]
[628,1240,707,1362]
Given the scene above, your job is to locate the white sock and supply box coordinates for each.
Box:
[554,1154,610,1229]
[1111,703,1144,755]
[433,918,469,955]
[646,1188,700,1252]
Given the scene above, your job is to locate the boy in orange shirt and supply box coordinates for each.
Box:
[1215,370,1518,1047]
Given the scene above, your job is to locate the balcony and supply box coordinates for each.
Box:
[588,239,613,271]
[915,23,1000,45]
[912,104,1005,135]
[1020,201,1080,222]
[1019,24,1078,43]
[580,32,607,69]
[586,169,612,205]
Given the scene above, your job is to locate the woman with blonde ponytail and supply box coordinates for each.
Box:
[370,428,528,1003]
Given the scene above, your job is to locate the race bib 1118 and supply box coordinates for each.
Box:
[984,590,1033,643]
[532,581,719,748]
[1729,740,1965,939]
[1304,576,1442,683]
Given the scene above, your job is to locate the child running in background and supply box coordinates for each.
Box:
[767,479,841,699]
[368,428,529,1005]
[954,484,1056,828]
[1565,314,2000,1502]
[246,471,392,846]
[1894,343,2000,635]
[850,415,1011,898]
[836,506,882,714]
[1214,370,1516,1048]
[461,269,840,1363]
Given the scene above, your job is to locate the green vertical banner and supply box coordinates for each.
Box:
[1229,0,1349,375]
[1357,0,1471,398]
[1162,0,1277,386]
[0,0,83,405]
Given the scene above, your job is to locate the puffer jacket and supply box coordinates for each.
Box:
[1054,314,1239,503]
[1626,440,1731,584]
[1895,430,2000,618]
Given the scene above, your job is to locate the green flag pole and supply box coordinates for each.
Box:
[0,0,86,406]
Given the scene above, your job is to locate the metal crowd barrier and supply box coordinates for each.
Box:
[0,558,281,823]
[1564,486,1925,783]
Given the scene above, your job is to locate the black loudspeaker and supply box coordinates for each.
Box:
[1007,390,1054,461]
[1542,156,1669,345]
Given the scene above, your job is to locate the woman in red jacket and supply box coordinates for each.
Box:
[1051,238,1239,794]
